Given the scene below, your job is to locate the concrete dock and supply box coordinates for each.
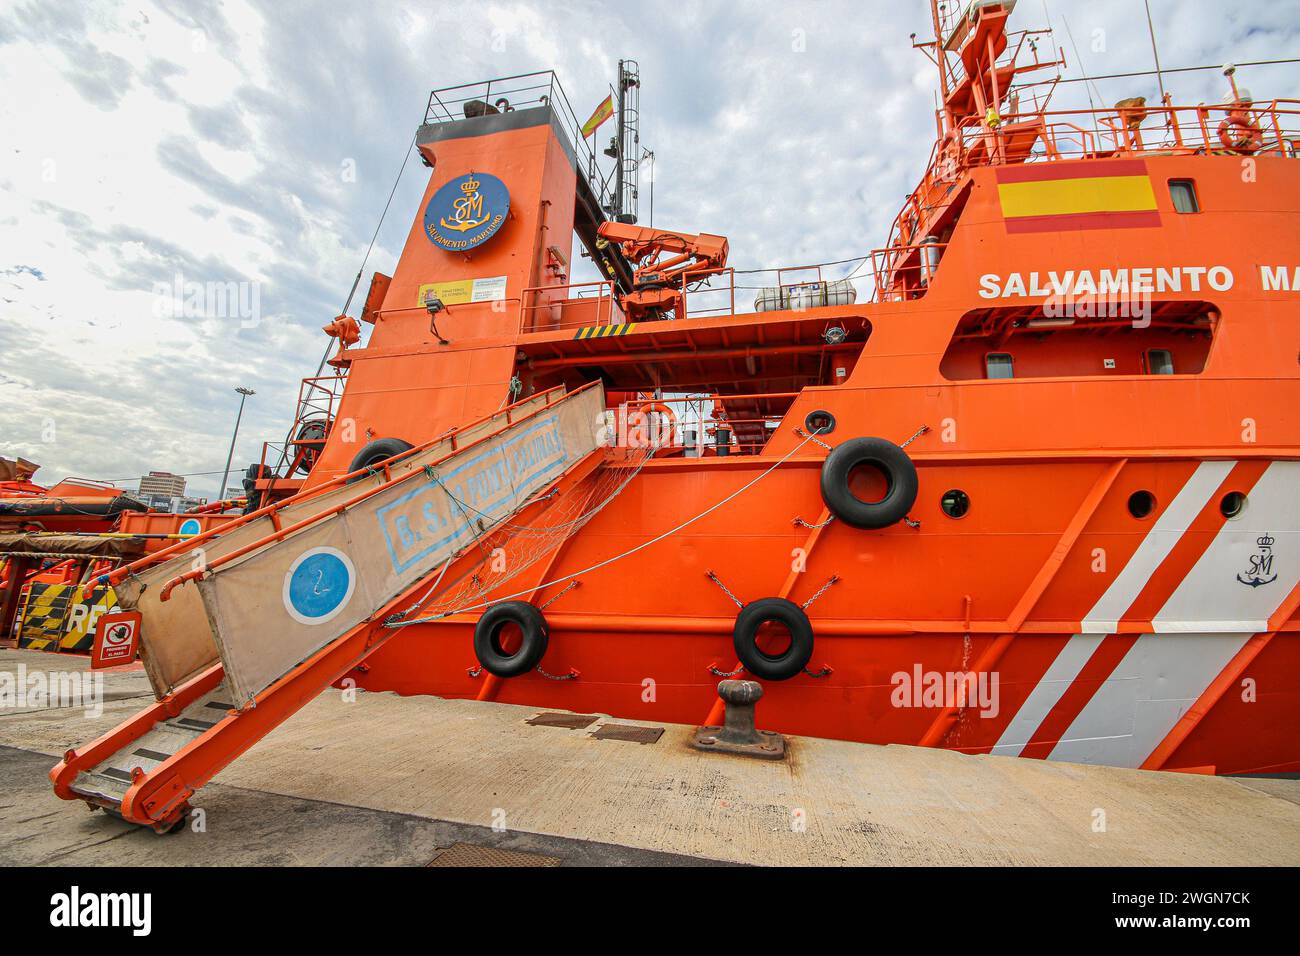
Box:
[1,649,1297,866]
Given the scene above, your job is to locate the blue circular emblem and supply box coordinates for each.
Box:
[282,547,356,626]
[424,172,510,251]
[177,518,201,538]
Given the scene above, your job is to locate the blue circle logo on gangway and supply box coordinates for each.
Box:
[424,172,509,251]
[178,518,201,538]
[282,547,357,626]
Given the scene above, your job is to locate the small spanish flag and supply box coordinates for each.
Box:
[996,159,1160,233]
[581,94,614,139]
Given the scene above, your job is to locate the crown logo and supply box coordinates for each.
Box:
[1257,534,1275,548]
[459,176,480,194]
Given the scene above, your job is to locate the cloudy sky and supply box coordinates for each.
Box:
[1,0,1297,499]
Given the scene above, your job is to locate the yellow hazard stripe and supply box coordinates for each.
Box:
[997,174,1157,218]
[573,322,637,340]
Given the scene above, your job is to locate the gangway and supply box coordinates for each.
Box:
[50,384,607,830]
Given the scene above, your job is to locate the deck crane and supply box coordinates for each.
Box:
[595,222,729,321]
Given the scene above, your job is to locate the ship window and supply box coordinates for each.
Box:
[941,489,970,518]
[1169,179,1199,213]
[985,352,1014,379]
[804,410,836,435]
[1128,490,1157,519]
[1144,349,1174,374]
[1220,491,1247,519]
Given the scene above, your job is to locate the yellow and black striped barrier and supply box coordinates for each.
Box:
[16,581,120,654]
[573,322,637,340]
[17,583,73,651]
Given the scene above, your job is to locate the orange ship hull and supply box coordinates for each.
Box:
[325,148,1300,775]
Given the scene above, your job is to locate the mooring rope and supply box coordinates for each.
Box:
[386,425,829,627]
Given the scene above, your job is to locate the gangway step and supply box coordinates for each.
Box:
[70,681,238,805]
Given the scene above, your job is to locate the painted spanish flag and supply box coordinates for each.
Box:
[581,94,614,139]
[996,160,1160,234]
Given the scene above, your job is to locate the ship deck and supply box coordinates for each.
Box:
[1,648,1297,866]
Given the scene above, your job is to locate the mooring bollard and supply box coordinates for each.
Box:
[690,679,786,759]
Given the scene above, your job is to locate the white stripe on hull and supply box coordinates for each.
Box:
[989,634,1102,755]
[1046,632,1252,768]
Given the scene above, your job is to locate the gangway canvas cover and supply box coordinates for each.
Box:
[115,392,557,697]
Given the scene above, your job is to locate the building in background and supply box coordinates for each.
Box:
[138,471,186,498]
[136,492,209,513]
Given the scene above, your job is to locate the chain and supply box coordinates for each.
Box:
[708,663,746,677]
[536,665,580,681]
[705,569,745,609]
[793,514,835,529]
[900,424,930,448]
[539,579,580,610]
[793,427,832,450]
[801,574,840,610]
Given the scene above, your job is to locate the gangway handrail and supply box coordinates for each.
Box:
[102,383,584,588]
[152,381,600,602]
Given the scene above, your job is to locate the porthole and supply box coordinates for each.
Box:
[1128,490,1157,519]
[804,410,836,435]
[941,489,970,518]
[1220,491,1247,519]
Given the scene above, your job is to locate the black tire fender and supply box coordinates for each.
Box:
[241,463,272,514]
[732,597,813,681]
[473,601,549,678]
[819,437,918,529]
[345,437,414,483]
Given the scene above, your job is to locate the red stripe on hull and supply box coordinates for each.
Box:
[995,158,1149,183]
[1018,634,1139,760]
[1004,210,1162,233]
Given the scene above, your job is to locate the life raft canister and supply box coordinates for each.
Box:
[732,597,814,681]
[345,437,414,484]
[473,601,549,678]
[819,437,918,529]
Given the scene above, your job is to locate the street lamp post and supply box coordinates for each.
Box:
[218,386,256,504]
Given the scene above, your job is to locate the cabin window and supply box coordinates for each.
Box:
[1169,179,1199,214]
[1143,348,1174,375]
[985,352,1014,379]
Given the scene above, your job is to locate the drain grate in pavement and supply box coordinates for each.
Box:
[427,842,562,867]
[525,712,600,729]
[590,723,664,745]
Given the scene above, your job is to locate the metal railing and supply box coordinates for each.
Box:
[888,98,1300,249]
[516,243,954,334]
[520,280,618,333]
[424,71,613,214]
[612,391,799,457]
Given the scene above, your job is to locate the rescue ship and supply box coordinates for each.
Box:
[38,0,1300,829]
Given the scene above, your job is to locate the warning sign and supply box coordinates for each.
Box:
[91,611,141,669]
[417,275,507,307]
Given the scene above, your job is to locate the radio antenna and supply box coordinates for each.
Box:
[1143,0,1168,101]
